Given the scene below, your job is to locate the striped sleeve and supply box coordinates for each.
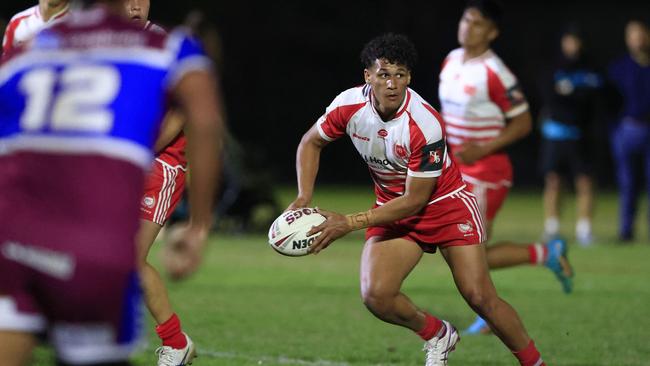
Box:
[2,16,25,56]
[163,28,213,90]
[407,112,446,178]
[486,64,528,118]
[316,91,365,142]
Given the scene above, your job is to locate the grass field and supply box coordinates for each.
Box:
[33,187,650,365]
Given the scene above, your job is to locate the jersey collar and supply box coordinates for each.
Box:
[368,88,412,122]
[37,3,70,23]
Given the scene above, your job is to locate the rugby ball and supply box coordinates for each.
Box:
[268,208,326,256]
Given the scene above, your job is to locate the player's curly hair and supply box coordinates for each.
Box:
[360,33,418,71]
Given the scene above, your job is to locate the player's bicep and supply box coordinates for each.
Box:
[172,69,223,133]
[404,175,437,206]
[303,122,331,149]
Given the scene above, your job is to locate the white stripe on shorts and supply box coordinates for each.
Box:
[454,191,486,243]
[0,297,46,332]
[152,162,178,225]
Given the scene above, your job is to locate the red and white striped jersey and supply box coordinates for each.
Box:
[438,48,528,148]
[2,4,69,55]
[317,85,466,206]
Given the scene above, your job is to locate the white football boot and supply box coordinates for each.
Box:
[423,320,460,366]
[155,332,197,366]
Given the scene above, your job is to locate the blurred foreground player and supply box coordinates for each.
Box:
[0,0,223,365]
[289,33,546,366]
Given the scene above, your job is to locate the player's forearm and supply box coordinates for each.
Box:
[346,193,428,230]
[177,70,225,230]
[484,111,532,154]
[186,118,223,230]
[295,136,323,203]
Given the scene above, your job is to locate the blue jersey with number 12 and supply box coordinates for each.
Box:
[0,7,210,168]
[0,7,211,235]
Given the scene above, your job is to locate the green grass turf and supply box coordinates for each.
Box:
[31,187,650,365]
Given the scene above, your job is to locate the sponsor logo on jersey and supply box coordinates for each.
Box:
[352,133,370,141]
[364,155,390,166]
[1,241,75,280]
[394,144,407,160]
[143,196,155,208]
[377,129,388,138]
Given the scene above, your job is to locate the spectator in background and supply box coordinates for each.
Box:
[608,19,650,242]
[538,25,603,246]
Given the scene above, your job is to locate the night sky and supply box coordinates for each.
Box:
[2,0,648,187]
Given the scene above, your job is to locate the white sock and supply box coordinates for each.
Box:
[545,217,560,236]
[576,218,591,238]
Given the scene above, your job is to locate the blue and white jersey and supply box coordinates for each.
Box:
[0,6,211,169]
[0,7,212,238]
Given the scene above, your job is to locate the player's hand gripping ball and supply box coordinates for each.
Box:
[268,208,326,256]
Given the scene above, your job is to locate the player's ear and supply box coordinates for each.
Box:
[407,71,412,85]
[364,69,371,84]
[488,27,499,42]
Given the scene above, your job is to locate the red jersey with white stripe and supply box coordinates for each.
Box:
[438,48,528,185]
[317,85,465,206]
[2,4,69,55]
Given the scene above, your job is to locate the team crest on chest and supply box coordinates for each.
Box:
[393,144,407,160]
[377,129,388,138]
[463,84,477,96]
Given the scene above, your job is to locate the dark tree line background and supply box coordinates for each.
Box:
[2,0,649,188]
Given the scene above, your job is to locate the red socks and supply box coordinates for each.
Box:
[416,312,445,341]
[155,313,188,349]
[528,243,548,265]
[513,340,545,366]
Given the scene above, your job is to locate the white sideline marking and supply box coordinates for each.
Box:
[146,346,350,365]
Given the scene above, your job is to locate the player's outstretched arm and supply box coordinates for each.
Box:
[287,124,329,211]
[165,69,224,279]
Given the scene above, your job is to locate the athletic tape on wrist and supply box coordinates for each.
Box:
[346,210,375,230]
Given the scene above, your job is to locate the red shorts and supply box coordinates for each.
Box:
[0,221,142,364]
[462,178,510,221]
[140,159,186,225]
[365,189,486,253]
[455,153,512,221]
[0,154,143,364]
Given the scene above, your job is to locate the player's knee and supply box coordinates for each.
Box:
[361,288,395,318]
[461,287,496,315]
[545,172,560,189]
